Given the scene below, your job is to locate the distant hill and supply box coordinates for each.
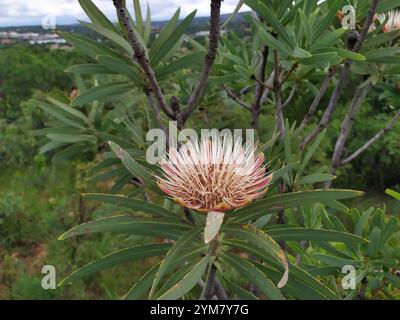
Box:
[0,12,251,36]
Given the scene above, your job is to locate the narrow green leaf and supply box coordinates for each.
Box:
[230,189,364,223]
[265,228,369,243]
[252,260,329,300]
[83,193,179,219]
[299,173,336,185]
[150,227,202,298]
[47,133,96,144]
[72,82,133,106]
[311,28,347,49]
[39,141,68,154]
[380,217,398,247]
[335,48,366,61]
[133,0,144,35]
[386,188,400,200]
[312,0,344,42]
[367,226,381,257]
[362,47,400,62]
[150,10,197,67]
[59,243,170,286]
[222,0,245,28]
[218,271,258,300]
[65,64,116,75]
[256,21,292,57]
[144,3,152,44]
[365,30,400,47]
[300,53,338,65]
[58,216,190,240]
[80,21,133,55]
[301,129,326,170]
[125,263,159,300]
[156,52,204,79]
[47,97,91,125]
[109,142,163,196]
[155,260,200,299]
[96,55,143,84]
[377,0,400,13]
[125,246,206,300]
[312,253,363,267]
[220,251,284,300]
[270,163,300,186]
[78,0,117,32]
[52,143,88,163]
[89,167,127,183]
[59,32,121,60]
[224,239,338,299]
[256,2,294,48]
[150,8,180,57]
[354,209,373,236]
[157,254,210,300]
[37,102,86,130]
[293,47,312,59]
[223,225,289,288]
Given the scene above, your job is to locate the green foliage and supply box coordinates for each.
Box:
[0,45,85,120]
[57,141,369,300]
[36,0,400,300]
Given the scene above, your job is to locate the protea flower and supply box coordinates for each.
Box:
[157,133,273,243]
[378,10,400,32]
[157,133,273,213]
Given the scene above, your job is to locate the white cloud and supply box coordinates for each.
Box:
[0,0,249,27]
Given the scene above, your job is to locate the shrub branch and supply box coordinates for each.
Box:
[251,45,269,129]
[113,0,175,119]
[300,0,378,148]
[341,109,400,165]
[181,0,222,124]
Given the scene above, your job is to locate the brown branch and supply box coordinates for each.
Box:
[300,0,378,148]
[282,83,298,109]
[341,109,400,165]
[202,264,217,300]
[223,85,252,110]
[298,70,334,132]
[300,62,352,148]
[260,71,275,106]
[273,50,285,142]
[200,239,220,300]
[199,272,228,300]
[144,87,167,133]
[183,207,194,224]
[171,96,184,130]
[251,45,269,129]
[255,78,273,90]
[280,62,298,85]
[353,0,378,53]
[181,0,222,124]
[113,0,175,119]
[214,278,229,300]
[331,80,373,173]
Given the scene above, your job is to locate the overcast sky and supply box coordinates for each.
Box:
[0,0,249,27]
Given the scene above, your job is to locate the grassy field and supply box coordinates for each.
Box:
[0,163,159,299]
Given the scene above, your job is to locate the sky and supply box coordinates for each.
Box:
[0,0,249,27]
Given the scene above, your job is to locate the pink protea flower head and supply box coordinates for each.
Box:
[378,10,400,32]
[157,133,273,213]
